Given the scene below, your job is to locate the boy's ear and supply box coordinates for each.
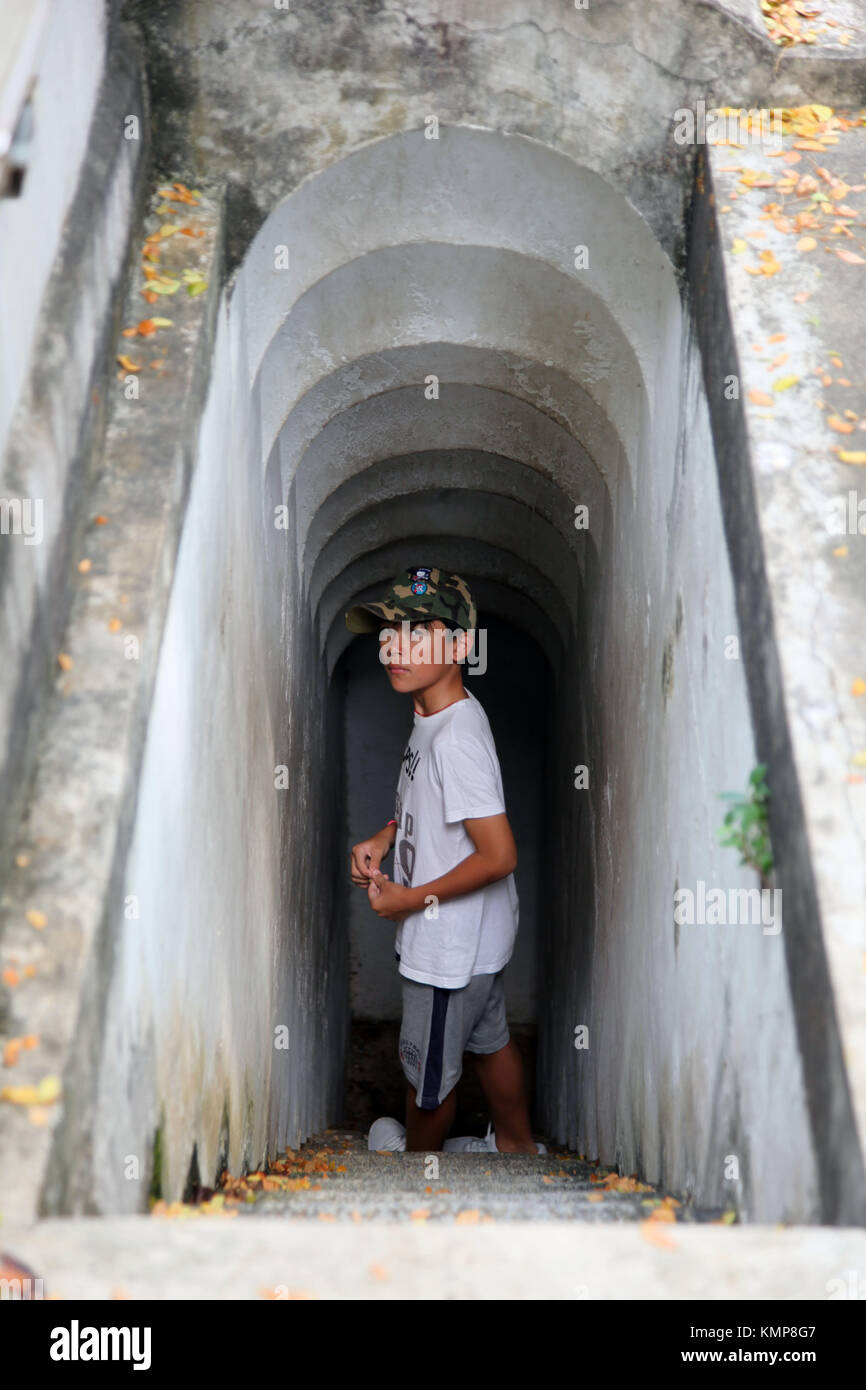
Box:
[456,627,474,662]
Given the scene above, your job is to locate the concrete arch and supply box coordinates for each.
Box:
[254,242,645,501]
[302,450,597,606]
[267,344,627,517]
[290,385,603,584]
[312,491,576,671]
[235,124,675,419]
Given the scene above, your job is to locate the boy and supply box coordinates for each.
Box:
[346,565,545,1155]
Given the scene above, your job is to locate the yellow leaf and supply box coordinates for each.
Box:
[837,451,866,464]
[25,909,46,929]
[796,236,817,252]
[852,678,866,697]
[732,238,748,253]
[851,751,866,767]
[1,1074,61,1105]
[772,375,799,391]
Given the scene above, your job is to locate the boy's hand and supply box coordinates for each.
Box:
[367,869,414,923]
[350,832,391,887]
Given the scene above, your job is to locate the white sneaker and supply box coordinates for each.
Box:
[368,1116,406,1152]
[443,1122,548,1154]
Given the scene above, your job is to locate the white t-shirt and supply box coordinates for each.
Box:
[391,686,519,988]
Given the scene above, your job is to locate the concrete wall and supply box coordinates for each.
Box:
[0,0,106,457]
[87,120,817,1219]
[3,0,862,1224]
[0,0,147,873]
[539,304,818,1222]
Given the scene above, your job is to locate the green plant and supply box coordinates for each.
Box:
[717,763,774,885]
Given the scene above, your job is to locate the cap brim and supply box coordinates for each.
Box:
[344,605,382,634]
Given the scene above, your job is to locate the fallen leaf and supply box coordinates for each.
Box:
[837,451,866,464]
[57,653,72,671]
[640,1219,678,1250]
[748,389,774,406]
[852,678,866,697]
[773,374,799,391]
[25,909,46,929]
[77,559,92,573]
[14,853,29,867]
[1,1074,61,1106]
[828,416,855,433]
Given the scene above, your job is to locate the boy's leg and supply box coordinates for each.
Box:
[399,976,462,1149]
[405,1081,457,1151]
[467,972,537,1153]
[472,1039,537,1152]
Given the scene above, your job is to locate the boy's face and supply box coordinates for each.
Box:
[376,617,472,691]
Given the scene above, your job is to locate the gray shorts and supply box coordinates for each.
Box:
[397,961,510,1110]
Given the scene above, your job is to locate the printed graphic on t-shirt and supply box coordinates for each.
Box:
[394,785,416,886]
[401,741,420,781]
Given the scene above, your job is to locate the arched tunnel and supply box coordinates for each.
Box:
[5,0,866,1310]
[76,124,821,1225]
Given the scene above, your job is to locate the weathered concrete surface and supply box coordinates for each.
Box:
[689,117,866,1223]
[1,0,865,1242]
[122,0,866,282]
[0,178,225,1222]
[2,1213,866,1299]
[0,3,148,880]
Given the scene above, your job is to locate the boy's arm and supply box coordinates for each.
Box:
[400,812,516,913]
[350,820,397,887]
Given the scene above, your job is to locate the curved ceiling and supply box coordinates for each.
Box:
[227,124,677,670]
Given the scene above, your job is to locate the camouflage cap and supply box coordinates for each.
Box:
[345,566,477,634]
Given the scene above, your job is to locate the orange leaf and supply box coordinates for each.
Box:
[836,248,866,265]
[828,416,855,433]
[852,678,866,697]
[2,967,20,987]
[640,1219,678,1250]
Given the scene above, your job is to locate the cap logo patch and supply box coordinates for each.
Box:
[408,565,432,595]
